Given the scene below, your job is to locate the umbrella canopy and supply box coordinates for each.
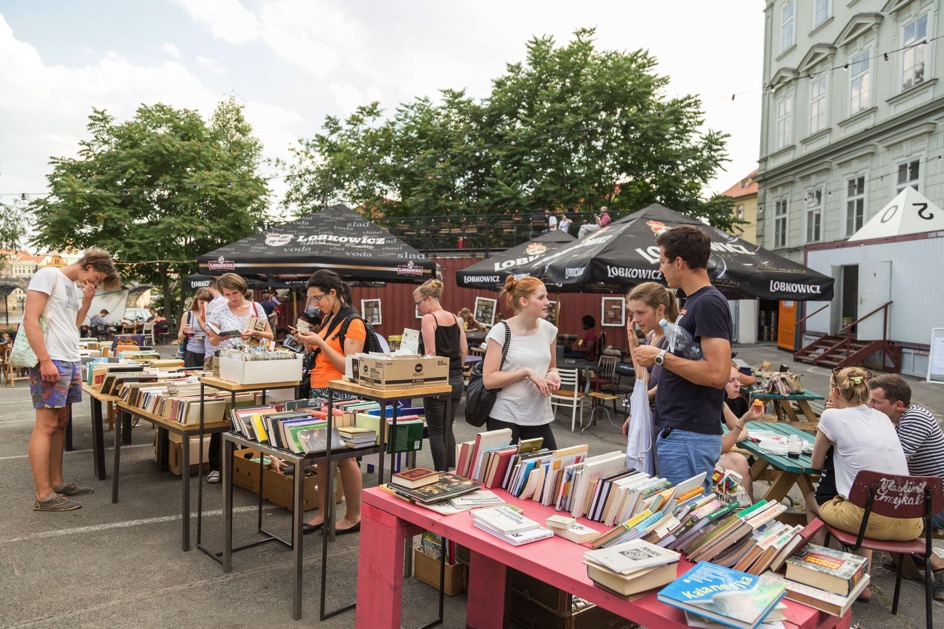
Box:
[528,204,834,301]
[197,204,437,284]
[455,230,576,291]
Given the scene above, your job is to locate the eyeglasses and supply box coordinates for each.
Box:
[307,293,326,304]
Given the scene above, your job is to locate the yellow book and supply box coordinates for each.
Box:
[251,413,269,443]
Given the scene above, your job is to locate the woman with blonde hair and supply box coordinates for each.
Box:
[201,273,273,483]
[176,288,212,368]
[482,276,561,448]
[415,279,468,471]
[804,366,920,603]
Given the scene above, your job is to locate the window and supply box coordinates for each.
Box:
[901,14,928,91]
[849,50,871,115]
[774,199,788,248]
[896,159,920,193]
[776,96,793,149]
[809,75,828,134]
[806,188,822,243]
[846,175,865,235]
[737,204,745,220]
[813,0,830,29]
[781,1,795,53]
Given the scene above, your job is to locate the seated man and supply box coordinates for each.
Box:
[869,374,944,598]
[89,309,110,337]
[564,315,598,362]
[577,206,611,239]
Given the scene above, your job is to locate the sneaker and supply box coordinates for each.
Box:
[33,494,81,512]
[206,470,221,484]
[55,482,94,496]
[934,569,944,602]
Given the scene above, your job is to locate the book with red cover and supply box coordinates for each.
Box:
[485,447,519,489]
[391,467,440,489]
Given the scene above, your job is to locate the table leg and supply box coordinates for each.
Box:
[182,434,191,552]
[796,400,819,422]
[156,428,169,472]
[762,471,801,503]
[355,502,419,629]
[293,461,304,620]
[111,409,122,503]
[748,457,771,481]
[91,398,106,480]
[223,436,234,572]
[122,411,132,444]
[467,550,507,628]
[779,400,801,422]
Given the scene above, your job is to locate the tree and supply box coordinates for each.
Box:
[0,197,28,251]
[29,98,270,321]
[285,29,736,229]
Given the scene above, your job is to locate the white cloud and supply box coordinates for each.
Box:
[168,0,260,44]
[196,55,228,75]
[160,42,182,58]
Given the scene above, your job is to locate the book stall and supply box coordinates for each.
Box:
[357,426,863,629]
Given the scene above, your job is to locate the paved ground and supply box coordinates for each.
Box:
[0,342,941,628]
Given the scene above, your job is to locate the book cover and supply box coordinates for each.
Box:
[764,572,870,617]
[554,522,599,544]
[784,544,868,595]
[470,505,539,534]
[472,520,553,546]
[392,473,481,504]
[657,562,786,629]
[768,518,825,573]
[585,560,678,598]
[391,467,440,489]
[585,538,680,575]
[298,426,346,454]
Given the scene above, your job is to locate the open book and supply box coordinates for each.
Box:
[206,321,242,337]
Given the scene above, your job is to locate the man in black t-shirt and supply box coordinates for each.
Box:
[632,225,732,487]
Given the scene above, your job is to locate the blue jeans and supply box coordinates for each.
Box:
[932,508,944,531]
[655,427,721,489]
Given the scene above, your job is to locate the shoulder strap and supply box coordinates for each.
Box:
[498,321,511,370]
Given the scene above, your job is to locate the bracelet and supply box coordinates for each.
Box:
[546,368,558,373]
[734,423,744,431]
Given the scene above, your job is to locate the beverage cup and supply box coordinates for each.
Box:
[787,435,802,458]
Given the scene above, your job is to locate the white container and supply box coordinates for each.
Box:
[218,355,303,385]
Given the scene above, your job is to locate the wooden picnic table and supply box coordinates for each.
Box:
[750,389,824,430]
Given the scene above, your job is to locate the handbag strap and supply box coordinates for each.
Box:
[41,269,60,321]
[497,321,511,370]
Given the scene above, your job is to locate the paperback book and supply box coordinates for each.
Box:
[784,544,868,596]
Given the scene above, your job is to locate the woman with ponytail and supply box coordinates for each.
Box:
[482,276,561,449]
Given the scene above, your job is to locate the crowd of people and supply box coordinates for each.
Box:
[17,227,944,601]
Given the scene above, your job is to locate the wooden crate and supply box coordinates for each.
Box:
[506,568,636,629]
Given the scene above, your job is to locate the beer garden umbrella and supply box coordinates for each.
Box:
[455,230,575,291]
[528,204,834,301]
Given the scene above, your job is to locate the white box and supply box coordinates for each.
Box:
[218,355,303,385]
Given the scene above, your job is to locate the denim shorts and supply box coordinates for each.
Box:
[655,427,722,489]
[29,360,82,409]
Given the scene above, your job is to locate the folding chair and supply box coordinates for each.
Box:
[819,471,944,629]
[550,368,585,432]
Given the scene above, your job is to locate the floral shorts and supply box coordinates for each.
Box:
[29,360,82,410]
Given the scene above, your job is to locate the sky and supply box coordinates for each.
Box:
[0,1,765,217]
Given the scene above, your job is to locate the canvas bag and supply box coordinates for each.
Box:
[464,322,511,427]
[765,371,803,396]
[10,271,60,369]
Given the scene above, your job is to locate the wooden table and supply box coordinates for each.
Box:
[356,487,850,629]
[114,401,231,551]
[733,421,820,524]
[80,383,123,480]
[751,390,824,430]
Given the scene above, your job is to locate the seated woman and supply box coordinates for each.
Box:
[563,314,598,361]
[457,308,486,333]
[718,367,761,502]
[804,366,922,603]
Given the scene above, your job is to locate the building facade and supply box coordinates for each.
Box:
[721,169,760,244]
[757,0,943,263]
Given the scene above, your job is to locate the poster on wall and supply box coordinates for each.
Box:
[546,300,559,327]
[474,297,497,327]
[602,297,625,327]
[361,299,382,326]
[927,328,944,384]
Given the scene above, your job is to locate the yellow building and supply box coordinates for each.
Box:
[721,169,758,244]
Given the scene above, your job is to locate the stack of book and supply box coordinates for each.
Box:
[385,473,481,504]
[470,505,554,546]
[657,562,786,629]
[583,539,681,597]
[775,543,870,616]
[337,426,377,448]
[546,515,598,544]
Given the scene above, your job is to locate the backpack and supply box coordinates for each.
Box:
[338,314,384,354]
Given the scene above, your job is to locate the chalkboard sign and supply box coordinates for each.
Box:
[927,328,944,384]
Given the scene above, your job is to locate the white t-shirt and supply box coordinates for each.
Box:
[818,404,909,499]
[207,301,265,353]
[547,215,558,230]
[203,294,229,358]
[27,267,82,362]
[485,319,558,426]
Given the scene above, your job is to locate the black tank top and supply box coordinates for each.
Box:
[432,315,463,376]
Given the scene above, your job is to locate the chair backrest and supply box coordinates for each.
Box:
[557,367,579,390]
[847,470,944,520]
[597,354,618,380]
[596,331,606,357]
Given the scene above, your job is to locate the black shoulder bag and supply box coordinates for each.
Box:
[464,321,511,427]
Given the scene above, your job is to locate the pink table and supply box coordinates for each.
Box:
[356,487,852,629]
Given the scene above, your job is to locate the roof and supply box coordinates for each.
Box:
[849,186,944,242]
[721,169,759,200]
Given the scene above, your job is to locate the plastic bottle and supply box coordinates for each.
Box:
[659,318,704,360]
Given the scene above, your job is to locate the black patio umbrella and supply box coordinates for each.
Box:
[455,230,576,291]
[197,204,437,284]
[528,204,834,301]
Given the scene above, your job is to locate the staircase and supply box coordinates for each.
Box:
[794,334,901,373]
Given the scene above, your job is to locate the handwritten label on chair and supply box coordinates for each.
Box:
[875,478,926,508]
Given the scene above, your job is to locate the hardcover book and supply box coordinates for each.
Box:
[585,561,678,598]
[768,571,870,617]
[390,473,481,504]
[657,562,786,629]
[470,505,539,534]
[390,467,440,489]
[784,544,868,596]
[585,539,680,575]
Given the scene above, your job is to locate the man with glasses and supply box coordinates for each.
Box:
[869,374,944,597]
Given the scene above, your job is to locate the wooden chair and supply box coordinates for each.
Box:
[142,322,156,346]
[601,361,635,417]
[589,354,617,391]
[819,471,944,629]
[550,368,585,432]
[2,344,31,388]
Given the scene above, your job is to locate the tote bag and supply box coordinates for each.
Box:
[464,322,511,427]
[10,272,60,369]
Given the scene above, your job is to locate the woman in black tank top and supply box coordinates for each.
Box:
[415,280,468,471]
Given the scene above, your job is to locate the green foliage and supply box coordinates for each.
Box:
[285,28,735,229]
[0,198,28,251]
[29,98,270,319]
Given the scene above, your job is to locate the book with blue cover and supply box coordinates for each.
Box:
[657,562,786,629]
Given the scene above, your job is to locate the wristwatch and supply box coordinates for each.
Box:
[655,349,667,366]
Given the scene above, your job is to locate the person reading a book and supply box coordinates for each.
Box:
[804,366,922,603]
[289,269,364,535]
[482,276,561,449]
[176,288,212,368]
[563,314,598,361]
[457,308,486,332]
[415,279,468,472]
[201,273,273,484]
[631,226,732,488]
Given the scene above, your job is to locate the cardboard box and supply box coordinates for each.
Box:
[233,448,267,493]
[352,355,449,389]
[231,448,343,512]
[156,432,212,476]
[218,355,303,385]
[413,548,468,596]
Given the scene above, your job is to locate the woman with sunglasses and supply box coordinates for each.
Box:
[804,366,920,603]
[291,269,365,535]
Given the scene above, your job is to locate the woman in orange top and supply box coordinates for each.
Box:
[294,269,365,535]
